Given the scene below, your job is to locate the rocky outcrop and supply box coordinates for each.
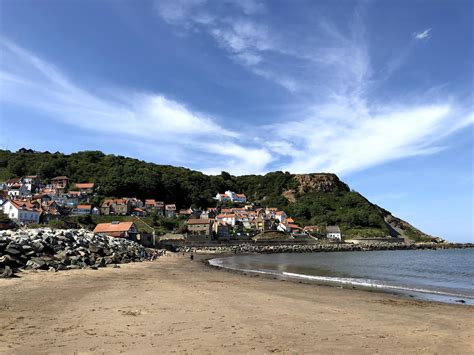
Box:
[0,228,164,278]
[293,173,350,194]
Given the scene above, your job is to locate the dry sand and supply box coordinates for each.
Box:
[0,253,473,354]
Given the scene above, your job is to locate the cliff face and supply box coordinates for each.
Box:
[293,173,350,193]
[285,173,440,242]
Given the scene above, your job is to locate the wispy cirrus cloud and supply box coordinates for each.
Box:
[0,38,272,174]
[153,0,299,91]
[1,1,472,177]
[413,28,431,40]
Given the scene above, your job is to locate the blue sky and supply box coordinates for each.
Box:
[0,0,472,242]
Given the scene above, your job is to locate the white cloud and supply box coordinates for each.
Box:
[153,0,296,91]
[413,28,431,40]
[0,39,270,175]
[1,1,472,178]
[154,0,210,27]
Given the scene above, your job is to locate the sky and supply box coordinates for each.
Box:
[0,0,472,242]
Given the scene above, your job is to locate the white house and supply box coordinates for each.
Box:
[214,192,231,202]
[277,222,290,233]
[326,225,342,240]
[7,184,30,198]
[23,175,41,193]
[216,213,236,226]
[214,190,247,203]
[2,200,41,224]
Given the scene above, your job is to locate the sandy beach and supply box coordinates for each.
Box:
[1,254,473,354]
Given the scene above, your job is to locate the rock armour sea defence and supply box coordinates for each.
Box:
[179,242,473,255]
[0,228,164,278]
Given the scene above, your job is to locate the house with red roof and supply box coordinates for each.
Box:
[74,182,95,194]
[1,200,41,224]
[93,221,137,239]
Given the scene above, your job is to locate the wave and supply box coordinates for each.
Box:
[209,257,474,302]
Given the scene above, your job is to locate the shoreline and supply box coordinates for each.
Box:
[1,254,473,353]
[204,252,474,306]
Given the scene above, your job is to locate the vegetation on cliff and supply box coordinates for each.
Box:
[0,149,437,241]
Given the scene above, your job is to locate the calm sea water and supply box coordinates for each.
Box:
[209,249,474,305]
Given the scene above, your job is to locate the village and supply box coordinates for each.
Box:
[0,175,342,246]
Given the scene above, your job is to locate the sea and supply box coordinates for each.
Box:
[209,249,474,305]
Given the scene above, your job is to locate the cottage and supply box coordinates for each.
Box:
[1,200,41,224]
[75,182,95,194]
[186,218,213,240]
[132,207,147,217]
[7,183,29,198]
[100,198,131,215]
[326,225,342,240]
[179,208,193,216]
[23,175,41,193]
[51,176,69,190]
[216,213,236,226]
[72,204,92,215]
[165,204,177,218]
[214,222,231,240]
[145,199,164,215]
[93,221,138,240]
[214,190,247,203]
[201,208,217,219]
[253,216,272,232]
[214,192,231,203]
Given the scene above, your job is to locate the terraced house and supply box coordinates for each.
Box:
[100,198,131,215]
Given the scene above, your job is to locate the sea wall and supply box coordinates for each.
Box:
[178,241,473,254]
[0,228,165,278]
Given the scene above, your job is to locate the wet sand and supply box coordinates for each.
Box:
[0,254,473,354]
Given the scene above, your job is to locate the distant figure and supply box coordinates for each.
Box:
[190,254,194,261]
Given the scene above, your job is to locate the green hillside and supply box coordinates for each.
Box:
[0,149,438,241]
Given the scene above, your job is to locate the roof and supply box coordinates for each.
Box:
[10,200,40,212]
[93,221,135,234]
[288,224,301,230]
[77,205,91,209]
[75,183,94,189]
[6,178,21,184]
[187,218,211,225]
[326,225,341,233]
[217,213,235,218]
[165,204,176,210]
[102,198,128,206]
[51,176,69,180]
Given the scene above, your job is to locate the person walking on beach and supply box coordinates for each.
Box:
[190,254,194,261]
